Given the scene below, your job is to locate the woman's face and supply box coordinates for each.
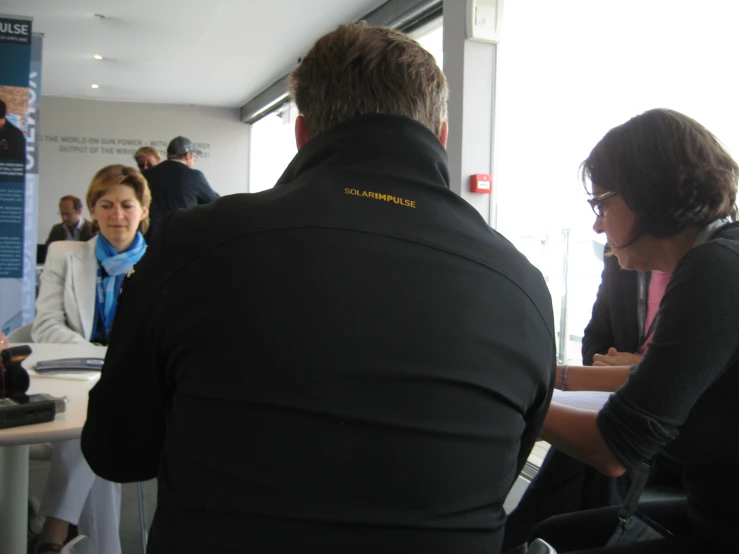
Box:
[591,185,646,270]
[90,184,148,251]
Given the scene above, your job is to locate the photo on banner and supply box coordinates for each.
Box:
[0,15,33,333]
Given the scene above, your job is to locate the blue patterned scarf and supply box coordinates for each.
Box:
[95,232,147,337]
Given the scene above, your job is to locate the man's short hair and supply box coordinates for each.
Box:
[289,23,448,139]
[59,195,83,212]
[0,100,7,119]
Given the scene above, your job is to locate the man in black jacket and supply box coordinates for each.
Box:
[82,23,555,554]
[142,135,219,238]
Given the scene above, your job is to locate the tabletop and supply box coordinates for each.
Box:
[0,343,107,446]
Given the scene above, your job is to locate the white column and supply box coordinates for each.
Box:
[443,0,499,227]
[0,444,30,554]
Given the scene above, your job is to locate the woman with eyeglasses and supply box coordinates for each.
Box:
[528,108,739,553]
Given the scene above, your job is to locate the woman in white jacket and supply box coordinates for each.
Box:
[32,165,150,554]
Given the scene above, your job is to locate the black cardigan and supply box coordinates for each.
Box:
[598,221,739,547]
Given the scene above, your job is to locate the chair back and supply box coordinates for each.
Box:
[7,323,33,343]
[528,538,557,554]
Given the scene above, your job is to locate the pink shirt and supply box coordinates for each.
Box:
[640,270,670,354]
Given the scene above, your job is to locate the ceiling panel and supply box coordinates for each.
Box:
[1,0,387,107]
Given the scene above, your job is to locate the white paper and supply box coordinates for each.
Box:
[552,389,611,411]
[28,370,99,382]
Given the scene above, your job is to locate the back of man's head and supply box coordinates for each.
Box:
[166,136,201,167]
[289,23,448,140]
[0,100,7,120]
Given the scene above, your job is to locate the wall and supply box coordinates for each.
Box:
[36,96,249,240]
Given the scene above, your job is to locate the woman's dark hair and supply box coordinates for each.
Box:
[581,108,738,240]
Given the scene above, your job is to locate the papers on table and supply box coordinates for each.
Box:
[30,371,99,381]
[30,357,103,381]
[552,389,611,411]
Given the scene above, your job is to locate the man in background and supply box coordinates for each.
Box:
[133,146,161,171]
[0,99,26,161]
[141,136,219,238]
[83,23,555,554]
[44,195,95,245]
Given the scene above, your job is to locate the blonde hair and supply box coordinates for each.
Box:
[87,165,152,234]
[289,23,448,138]
[134,146,161,163]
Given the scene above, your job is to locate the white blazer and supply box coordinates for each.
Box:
[33,237,98,344]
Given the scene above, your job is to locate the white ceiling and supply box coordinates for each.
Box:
[1,0,388,108]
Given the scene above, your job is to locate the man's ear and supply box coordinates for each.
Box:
[438,121,448,149]
[295,115,312,151]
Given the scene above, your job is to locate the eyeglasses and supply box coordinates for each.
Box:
[588,191,618,217]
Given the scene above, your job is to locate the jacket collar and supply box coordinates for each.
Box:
[73,236,98,339]
[274,114,450,190]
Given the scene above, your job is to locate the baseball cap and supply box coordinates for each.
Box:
[167,136,202,156]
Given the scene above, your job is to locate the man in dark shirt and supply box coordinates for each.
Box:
[142,135,219,238]
[82,23,556,554]
[0,99,26,161]
[44,195,95,245]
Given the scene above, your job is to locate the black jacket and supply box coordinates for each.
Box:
[44,220,96,246]
[581,250,650,365]
[83,115,556,554]
[142,159,219,239]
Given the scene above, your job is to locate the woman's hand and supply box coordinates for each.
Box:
[0,331,7,351]
[593,347,642,367]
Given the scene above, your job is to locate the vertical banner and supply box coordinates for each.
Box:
[0,15,33,333]
[22,33,42,325]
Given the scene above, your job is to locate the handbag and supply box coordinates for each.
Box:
[606,462,675,545]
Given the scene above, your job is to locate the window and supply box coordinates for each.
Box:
[496,0,739,363]
[248,102,298,193]
[414,18,443,67]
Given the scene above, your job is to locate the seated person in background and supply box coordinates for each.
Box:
[32,165,150,554]
[82,23,556,554]
[583,248,653,367]
[142,135,218,239]
[133,145,161,171]
[44,195,95,246]
[531,108,739,553]
[504,252,681,551]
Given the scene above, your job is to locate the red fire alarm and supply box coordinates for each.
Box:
[470,174,492,194]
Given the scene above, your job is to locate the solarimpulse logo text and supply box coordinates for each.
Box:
[344,188,416,208]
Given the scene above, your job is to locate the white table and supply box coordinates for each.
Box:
[0,343,106,554]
